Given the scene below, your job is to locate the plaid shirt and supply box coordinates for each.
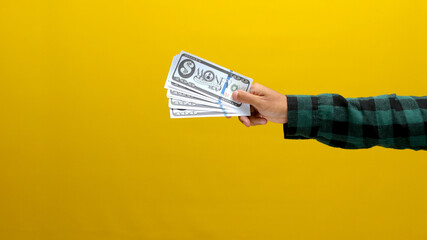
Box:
[284,94,427,150]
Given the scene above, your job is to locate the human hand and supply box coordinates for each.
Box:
[229,83,288,127]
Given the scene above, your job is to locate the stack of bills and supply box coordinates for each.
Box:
[165,51,253,118]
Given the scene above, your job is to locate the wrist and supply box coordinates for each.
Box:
[282,95,288,124]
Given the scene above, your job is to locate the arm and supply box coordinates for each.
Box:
[232,83,427,150]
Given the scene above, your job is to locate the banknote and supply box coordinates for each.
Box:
[168,99,237,112]
[165,57,244,110]
[170,109,243,118]
[167,89,236,111]
[167,51,252,108]
[167,82,225,106]
[165,51,253,118]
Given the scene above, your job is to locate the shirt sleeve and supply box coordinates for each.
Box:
[283,94,427,150]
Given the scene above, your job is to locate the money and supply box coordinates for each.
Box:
[165,51,253,118]
[170,109,243,118]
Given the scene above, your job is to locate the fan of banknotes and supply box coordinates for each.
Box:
[164,51,253,118]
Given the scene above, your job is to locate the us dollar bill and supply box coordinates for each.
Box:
[168,51,253,109]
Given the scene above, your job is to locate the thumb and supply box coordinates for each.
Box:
[232,90,261,107]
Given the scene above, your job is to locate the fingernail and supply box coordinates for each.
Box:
[232,91,238,101]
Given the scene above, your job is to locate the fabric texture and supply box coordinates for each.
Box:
[284,94,427,150]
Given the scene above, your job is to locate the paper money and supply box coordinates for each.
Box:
[167,89,236,110]
[165,51,253,118]
[168,99,237,112]
[170,109,243,118]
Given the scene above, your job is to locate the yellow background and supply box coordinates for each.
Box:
[1,0,426,239]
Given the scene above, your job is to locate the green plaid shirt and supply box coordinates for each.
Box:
[284,94,427,150]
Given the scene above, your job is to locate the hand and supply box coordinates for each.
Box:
[229,83,288,127]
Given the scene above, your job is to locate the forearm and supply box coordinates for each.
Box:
[284,94,427,150]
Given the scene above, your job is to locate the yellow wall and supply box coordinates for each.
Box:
[1,0,426,239]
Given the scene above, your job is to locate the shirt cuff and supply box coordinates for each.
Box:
[283,95,320,139]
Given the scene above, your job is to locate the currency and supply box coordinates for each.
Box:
[165,51,253,118]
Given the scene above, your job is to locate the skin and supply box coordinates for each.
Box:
[227,83,289,127]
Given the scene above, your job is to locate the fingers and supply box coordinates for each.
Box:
[233,83,269,127]
[238,116,251,127]
[249,116,267,126]
[238,116,267,127]
[232,90,262,108]
[232,82,270,107]
[249,82,268,96]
